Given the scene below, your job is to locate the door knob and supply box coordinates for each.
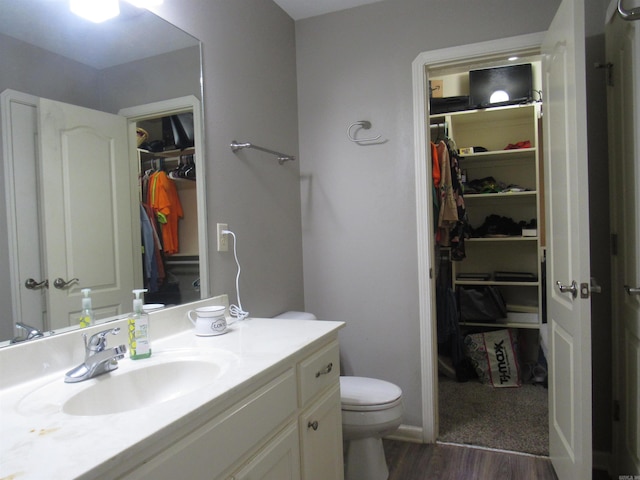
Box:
[53,277,79,289]
[556,280,578,298]
[624,285,640,296]
[25,278,48,289]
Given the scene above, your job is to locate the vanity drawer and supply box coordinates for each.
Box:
[126,368,297,480]
[298,341,340,407]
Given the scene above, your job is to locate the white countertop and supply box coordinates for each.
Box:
[0,313,344,480]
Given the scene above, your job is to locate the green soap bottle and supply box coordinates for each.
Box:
[79,288,94,328]
[129,288,151,359]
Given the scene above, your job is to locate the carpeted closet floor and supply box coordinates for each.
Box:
[438,375,549,455]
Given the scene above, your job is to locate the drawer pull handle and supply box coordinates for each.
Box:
[315,362,333,378]
[308,420,319,431]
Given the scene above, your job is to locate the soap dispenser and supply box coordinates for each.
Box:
[79,288,94,328]
[129,288,151,359]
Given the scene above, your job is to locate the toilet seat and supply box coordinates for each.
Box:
[340,376,402,412]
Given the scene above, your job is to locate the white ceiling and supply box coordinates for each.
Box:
[273,0,385,20]
[1,0,198,69]
[1,0,382,70]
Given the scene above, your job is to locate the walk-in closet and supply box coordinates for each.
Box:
[136,113,201,307]
[428,55,550,455]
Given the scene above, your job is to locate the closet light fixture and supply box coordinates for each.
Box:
[70,0,120,23]
[489,90,509,103]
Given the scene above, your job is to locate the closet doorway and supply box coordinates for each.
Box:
[119,96,210,307]
[426,46,549,456]
[413,2,594,476]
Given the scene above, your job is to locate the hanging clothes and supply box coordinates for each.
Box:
[147,170,183,256]
[430,142,441,235]
[448,147,470,261]
[140,202,165,293]
[436,141,458,245]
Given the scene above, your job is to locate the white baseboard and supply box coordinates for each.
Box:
[385,424,423,444]
[592,450,611,474]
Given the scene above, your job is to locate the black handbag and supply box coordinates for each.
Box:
[162,113,194,150]
[458,286,507,322]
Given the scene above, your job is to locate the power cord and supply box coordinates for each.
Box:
[222,230,249,322]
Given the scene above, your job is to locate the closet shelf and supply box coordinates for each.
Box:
[459,147,536,160]
[466,236,538,242]
[459,321,541,330]
[454,280,540,287]
[138,147,195,158]
[464,191,537,200]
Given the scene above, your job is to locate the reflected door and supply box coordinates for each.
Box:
[38,99,138,328]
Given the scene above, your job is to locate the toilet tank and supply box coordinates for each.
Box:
[273,311,317,320]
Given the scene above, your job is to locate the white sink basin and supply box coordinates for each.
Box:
[64,359,221,415]
[17,350,236,417]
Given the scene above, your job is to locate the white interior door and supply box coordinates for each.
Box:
[1,91,46,335]
[606,4,640,475]
[38,98,138,328]
[542,0,592,478]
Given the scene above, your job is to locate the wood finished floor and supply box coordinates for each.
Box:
[383,440,558,480]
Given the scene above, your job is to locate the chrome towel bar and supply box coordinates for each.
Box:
[230,140,295,165]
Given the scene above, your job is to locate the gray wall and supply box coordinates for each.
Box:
[152,0,304,316]
[295,0,612,453]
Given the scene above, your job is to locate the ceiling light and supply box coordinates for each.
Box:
[70,0,120,23]
[508,56,519,62]
[124,0,164,7]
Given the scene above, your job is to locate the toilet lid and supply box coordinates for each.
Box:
[340,376,402,407]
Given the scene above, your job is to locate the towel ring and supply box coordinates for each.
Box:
[347,120,381,144]
[618,0,640,20]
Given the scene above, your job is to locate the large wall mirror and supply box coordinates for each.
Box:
[0,0,209,344]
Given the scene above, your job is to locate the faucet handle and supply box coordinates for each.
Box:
[84,327,121,355]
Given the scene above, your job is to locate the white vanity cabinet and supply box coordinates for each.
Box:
[117,337,343,480]
[297,341,343,480]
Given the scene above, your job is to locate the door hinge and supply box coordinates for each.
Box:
[595,62,614,87]
[611,233,618,256]
[613,399,620,422]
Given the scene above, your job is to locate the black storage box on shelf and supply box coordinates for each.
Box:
[430,95,470,114]
[469,63,533,109]
[494,271,538,282]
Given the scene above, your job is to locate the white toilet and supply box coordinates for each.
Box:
[274,311,403,480]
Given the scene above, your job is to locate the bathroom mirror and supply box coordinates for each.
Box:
[0,0,208,344]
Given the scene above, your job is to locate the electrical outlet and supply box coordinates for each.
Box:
[217,223,228,252]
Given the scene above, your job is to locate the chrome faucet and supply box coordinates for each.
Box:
[64,327,127,383]
[10,322,44,344]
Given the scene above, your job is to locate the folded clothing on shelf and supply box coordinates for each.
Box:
[470,215,536,238]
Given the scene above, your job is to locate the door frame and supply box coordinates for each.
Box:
[411,32,545,442]
[118,95,210,300]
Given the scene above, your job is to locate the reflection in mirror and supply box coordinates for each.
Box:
[0,0,208,345]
